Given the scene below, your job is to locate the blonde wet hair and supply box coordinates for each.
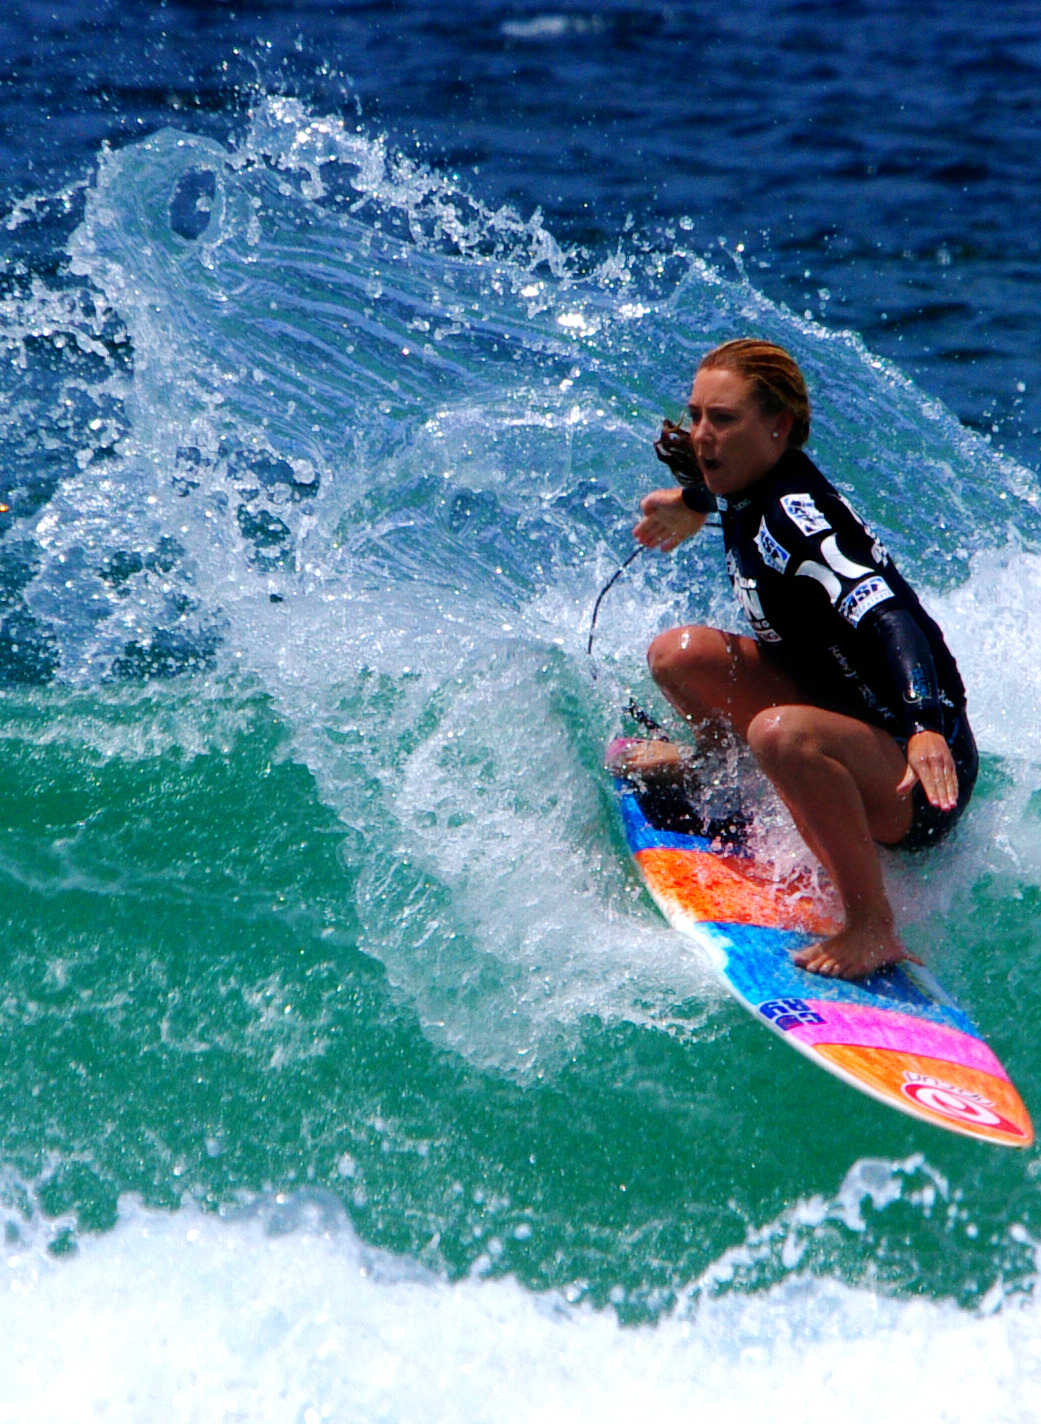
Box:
[698,339,811,448]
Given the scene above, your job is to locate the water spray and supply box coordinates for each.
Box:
[585,545,667,736]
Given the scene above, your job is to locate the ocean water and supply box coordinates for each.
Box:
[2,3,1041,1419]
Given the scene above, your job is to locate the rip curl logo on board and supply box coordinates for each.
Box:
[900,1074,1024,1135]
[759,997,825,1032]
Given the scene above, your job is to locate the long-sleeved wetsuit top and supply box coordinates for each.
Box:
[718,448,965,741]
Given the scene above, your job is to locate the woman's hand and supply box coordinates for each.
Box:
[633,487,707,552]
[897,730,959,812]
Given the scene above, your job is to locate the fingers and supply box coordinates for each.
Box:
[905,731,959,812]
[634,522,683,551]
[633,489,707,550]
[633,521,697,552]
[633,514,676,549]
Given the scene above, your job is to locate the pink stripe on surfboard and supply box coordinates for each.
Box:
[789,1002,1009,1081]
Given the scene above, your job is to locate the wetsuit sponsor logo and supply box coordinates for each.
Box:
[727,551,781,642]
[759,997,825,1031]
[754,518,791,574]
[838,575,894,626]
[780,494,831,537]
[828,644,881,710]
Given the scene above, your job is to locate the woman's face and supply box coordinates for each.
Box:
[687,366,790,496]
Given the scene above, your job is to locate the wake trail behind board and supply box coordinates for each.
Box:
[609,737,1033,1147]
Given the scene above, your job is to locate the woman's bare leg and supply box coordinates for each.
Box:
[646,624,805,735]
[639,624,916,979]
[747,705,916,977]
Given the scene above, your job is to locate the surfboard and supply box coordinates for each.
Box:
[609,737,1033,1147]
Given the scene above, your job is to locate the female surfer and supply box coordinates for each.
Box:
[621,339,976,980]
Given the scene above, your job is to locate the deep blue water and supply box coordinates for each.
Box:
[6,0,1041,458]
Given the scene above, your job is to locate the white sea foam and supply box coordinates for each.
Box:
[910,543,1041,900]
[933,542,1041,767]
[1,1185,1039,1424]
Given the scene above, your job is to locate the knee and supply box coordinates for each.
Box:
[747,707,817,775]
[646,625,721,688]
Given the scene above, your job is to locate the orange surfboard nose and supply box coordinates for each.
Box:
[816,1044,1034,1146]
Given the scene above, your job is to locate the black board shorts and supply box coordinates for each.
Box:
[896,712,978,852]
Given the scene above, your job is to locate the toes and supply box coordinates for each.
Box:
[794,946,832,975]
[794,946,859,979]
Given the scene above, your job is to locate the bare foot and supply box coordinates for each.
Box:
[793,917,924,981]
[605,739,687,781]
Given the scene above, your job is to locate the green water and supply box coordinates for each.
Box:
[1,680,1038,1328]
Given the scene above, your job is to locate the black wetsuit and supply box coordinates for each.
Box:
[703,447,976,846]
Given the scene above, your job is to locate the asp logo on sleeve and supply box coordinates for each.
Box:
[780,493,831,538]
[838,575,894,626]
[754,518,791,574]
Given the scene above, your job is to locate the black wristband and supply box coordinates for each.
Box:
[680,481,718,514]
[907,716,946,739]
